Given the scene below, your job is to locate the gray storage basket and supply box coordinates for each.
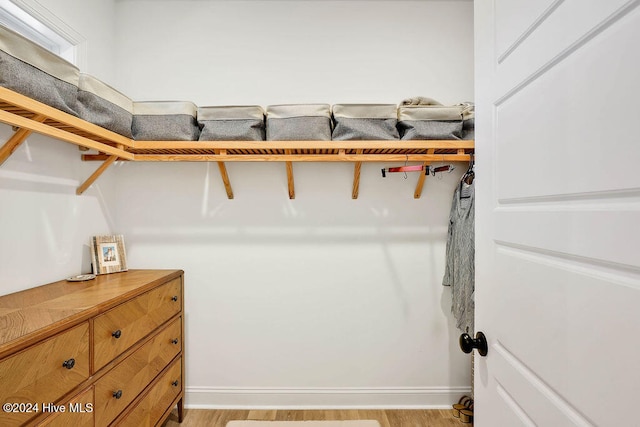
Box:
[398,98,463,140]
[0,26,79,116]
[198,105,265,141]
[77,73,133,138]
[266,104,332,141]
[460,102,475,140]
[332,104,399,140]
[132,101,200,141]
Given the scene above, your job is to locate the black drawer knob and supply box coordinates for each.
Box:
[172,380,179,387]
[113,390,123,399]
[171,295,178,302]
[171,338,179,345]
[62,358,75,369]
[112,330,122,339]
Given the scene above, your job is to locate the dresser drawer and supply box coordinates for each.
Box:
[37,386,94,427]
[113,357,182,427]
[93,277,181,371]
[94,317,181,427]
[0,323,90,426]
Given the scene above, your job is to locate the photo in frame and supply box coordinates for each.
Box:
[90,235,128,275]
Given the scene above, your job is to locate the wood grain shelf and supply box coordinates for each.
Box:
[0,86,474,199]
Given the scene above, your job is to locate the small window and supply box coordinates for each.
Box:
[0,0,77,64]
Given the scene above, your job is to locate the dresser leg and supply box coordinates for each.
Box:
[178,397,185,422]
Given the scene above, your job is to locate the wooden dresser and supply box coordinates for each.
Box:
[0,269,184,427]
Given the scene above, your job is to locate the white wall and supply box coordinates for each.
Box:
[0,129,120,294]
[0,0,118,294]
[112,0,474,407]
[114,0,473,105]
[0,129,118,294]
[115,162,473,407]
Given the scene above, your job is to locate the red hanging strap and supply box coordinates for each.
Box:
[387,165,425,173]
[381,164,427,177]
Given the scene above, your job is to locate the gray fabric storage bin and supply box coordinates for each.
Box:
[398,97,463,140]
[198,105,264,141]
[132,101,199,140]
[0,26,79,115]
[77,73,133,138]
[460,102,475,140]
[332,104,399,140]
[266,104,332,140]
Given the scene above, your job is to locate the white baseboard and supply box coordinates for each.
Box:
[185,386,472,409]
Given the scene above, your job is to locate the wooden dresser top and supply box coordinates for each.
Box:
[0,269,183,358]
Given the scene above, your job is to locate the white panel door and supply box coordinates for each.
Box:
[474,0,640,426]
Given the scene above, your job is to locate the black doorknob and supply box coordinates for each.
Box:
[459,331,488,357]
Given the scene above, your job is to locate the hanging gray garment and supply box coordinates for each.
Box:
[442,180,475,333]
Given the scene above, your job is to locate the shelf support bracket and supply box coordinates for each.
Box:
[285,149,295,199]
[77,150,120,195]
[217,163,234,199]
[215,150,234,199]
[352,149,364,199]
[413,149,436,199]
[0,114,46,166]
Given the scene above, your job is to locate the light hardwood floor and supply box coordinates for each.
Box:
[162,409,467,427]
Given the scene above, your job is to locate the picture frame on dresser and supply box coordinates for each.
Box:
[90,234,128,275]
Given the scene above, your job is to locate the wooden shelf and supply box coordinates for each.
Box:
[0,86,474,199]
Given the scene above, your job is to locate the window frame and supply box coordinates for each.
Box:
[0,0,85,67]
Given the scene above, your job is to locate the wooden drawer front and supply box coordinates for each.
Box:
[0,323,90,426]
[94,317,182,427]
[37,386,94,427]
[93,277,181,371]
[113,357,182,427]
